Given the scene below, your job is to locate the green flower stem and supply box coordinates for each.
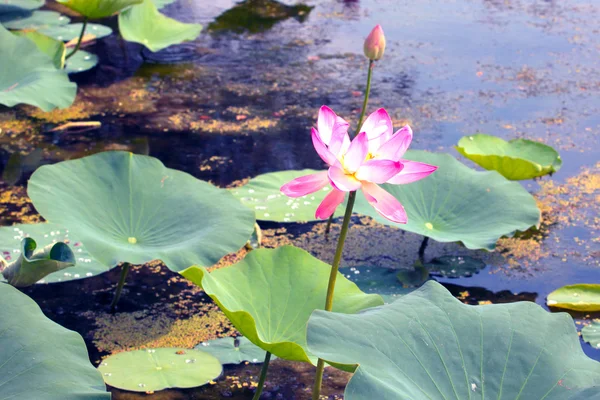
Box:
[252,351,272,400]
[312,190,357,400]
[65,17,88,61]
[110,262,131,311]
[354,59,374,136]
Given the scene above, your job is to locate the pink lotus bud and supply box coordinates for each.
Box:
[363,25,386,61]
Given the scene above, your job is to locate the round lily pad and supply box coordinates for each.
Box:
[181,246,384,364]
[353,151,541,250]
[196,337,271,365]
[307,281,600,399]
[40,22,112,42]
[0,223,108,283]
[64,50,99,74]
[423,255,486,278]
[343,266,416,303]
[230,169,343,222]
[56,0,143,19]
[0,26,76,111]
[547,284,600,312]
[0,0,45,14]
[0,10,69,30]
[395,264,430,287]
[456,133,562,180]
[98,348,222,392]
[27,151,255,272]
[582,321,600,350]
[118,0,202,52]
[0,283,110,399]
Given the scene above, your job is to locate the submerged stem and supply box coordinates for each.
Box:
[110,262,131,312]
[324,214,334,239]
[312,191,356,400]
[418,236,430,263]
[252,351,272,400]
[65,18,88,61]
[354,60,374,137]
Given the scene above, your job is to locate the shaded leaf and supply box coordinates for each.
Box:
[582,321,600,350]
[13,30,66,69]
[64,50,99,74]
[0,10,69,30]
[195,337,272,365]
[40,22,112,42]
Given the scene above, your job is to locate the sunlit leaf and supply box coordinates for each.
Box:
[0,10,69,30]
[64,50,99,74]
[56,0,143,19]
[582,321,600,350]
[13,30,66,69]
[547,284,600,312]
[40,22,112,42]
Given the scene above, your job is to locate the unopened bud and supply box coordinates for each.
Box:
[363,25,386,61]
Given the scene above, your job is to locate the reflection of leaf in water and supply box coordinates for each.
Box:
[208,0,313,34]
[1,149,43,185]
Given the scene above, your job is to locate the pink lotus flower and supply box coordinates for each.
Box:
[281,106,437,223]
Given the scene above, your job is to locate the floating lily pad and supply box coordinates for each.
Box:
[547,284,600,312]
[65,50,99,74]
[424,255,486,278]
[344,266,416,303]
[307,280,600,400]
[56,0,143,19]
[40,22,112,42]
[98,348,222,392]
[0,283,110,399]
[0,25,76,111]
[395,263,429,287]
[28,151,255,271]
[582,321,600,350]
[353,151,541,250]
[118,0,202,52]
[13,30,65,69]
[181,246,383,364]
[230,169,343,222]
[196,337,271,365]
[0,223,108,283]
[0,0,45,14]
[456,134,562,180]
[1,237,75,287]
[0,10,69,30]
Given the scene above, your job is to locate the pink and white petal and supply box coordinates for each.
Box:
[355,159,404,184]
[375,125,413,161]
[328,123,351,157]
[280,171,329,197]
[361,182,407,224]
[315,188,346,219]
[311,128,337,166]
[386,160,438,184]
[328,165,362,192]
[360,108,393,143]
[317,106,337,145]
[342,131,369,173]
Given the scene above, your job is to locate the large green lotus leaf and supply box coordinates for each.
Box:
[0,26,76,111]
[40,23,112,42]
[353,151,541,250]
[118,0,202,52]
[456,134,562,180]
[307,280,600,400]
[27,151,255,271]
[0,0,44,14]
[0,283,110,399]
[98,348,222,392]
[180,246,384,364]
[56,0,143,19]
[582,321,600,349]
[64,50,99,74]
[230,169,344,222]
[0,223,108,283]
[547,284,600,312]
[195,336,272,365]
[1,237,75,287]
[0,10,69,30]
[13,30,66,69]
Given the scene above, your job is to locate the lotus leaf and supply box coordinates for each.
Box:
[0,222,108,283]
[40,23,112,42]
[424,255,486,278]
[56,0,143,19]
[118,0,202,52]
[65,50,99,74]
[98,348,222,392]
[353,151,541,250]
[27,151,255,271]
[0,282,110,399]
[308,280,600,400]
[456,133,562,180]
[195,336,272,365]
[13,30,65,69]
[181,246,383,364]
[0,25,76,111]
[582,321,600,349]
[547,284,600,312]
[0,0,45,14]
[0,10,69,30]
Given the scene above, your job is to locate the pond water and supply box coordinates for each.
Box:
[1,0,599,398]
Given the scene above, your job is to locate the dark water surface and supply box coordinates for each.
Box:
[1,0,599,398]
